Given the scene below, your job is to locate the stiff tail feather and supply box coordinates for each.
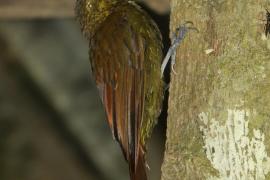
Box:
[129,147,147,180]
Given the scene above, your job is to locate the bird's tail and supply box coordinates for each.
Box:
[129,147,147,180]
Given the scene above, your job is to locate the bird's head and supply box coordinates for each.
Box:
[75,0,121,38]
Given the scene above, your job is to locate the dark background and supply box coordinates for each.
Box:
[0,2,170,180]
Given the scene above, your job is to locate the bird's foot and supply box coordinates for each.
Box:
[161,21,198,77]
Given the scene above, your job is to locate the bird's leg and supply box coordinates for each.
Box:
[161,21,198,77]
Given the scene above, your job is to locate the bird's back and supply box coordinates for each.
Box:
[89,2,164,179]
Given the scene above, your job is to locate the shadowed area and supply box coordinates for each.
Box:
[0,2,169,180]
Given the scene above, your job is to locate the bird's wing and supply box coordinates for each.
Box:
[90,10,147,172]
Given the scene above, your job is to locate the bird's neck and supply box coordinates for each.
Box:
[76,0,126,38]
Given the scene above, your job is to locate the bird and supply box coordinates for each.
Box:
[75,0,164,179]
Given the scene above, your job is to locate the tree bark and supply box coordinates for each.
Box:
[161,1,270,179]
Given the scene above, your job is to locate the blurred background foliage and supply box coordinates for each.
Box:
[0,1,170,180]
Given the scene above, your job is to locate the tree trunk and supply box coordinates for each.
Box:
[161,1,270,179]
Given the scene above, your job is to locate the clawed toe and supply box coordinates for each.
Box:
[161,21,198,77]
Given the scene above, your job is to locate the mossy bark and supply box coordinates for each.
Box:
[161,0,270,179]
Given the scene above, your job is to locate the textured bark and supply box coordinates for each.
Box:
[162,1,270,180]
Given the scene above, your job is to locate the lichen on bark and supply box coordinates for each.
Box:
[161,0,270,179]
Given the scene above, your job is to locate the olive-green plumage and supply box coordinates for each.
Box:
[75,0,163,179]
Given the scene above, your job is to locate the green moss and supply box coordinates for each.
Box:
[163,0,270,179]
